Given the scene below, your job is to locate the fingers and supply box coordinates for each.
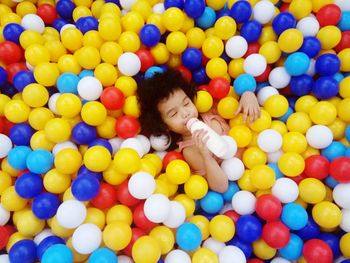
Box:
[234,104,242,116]
[192,129,208,147]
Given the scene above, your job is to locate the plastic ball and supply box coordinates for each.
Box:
[234,74,256,95]
[181,48,202,70]
[15,172,43,199]
[333,183,350,209]
[13,70,35,92]
[115,115,140,139]
[71,223,101,255]
[184,0,205,18]
[257,129,282,153]
[281,203,308,230]
[214,16,236,40]
[221,157,244,181]
[278,29,303,53]
[262,221,290,249]
[285,52,310,76]
[244,54,267,77]
[304,155,329,180]
[306,125,333,149]
[257,86,279,106]
[251,164,276,190]
[4,99,31,124]
[71,174,100,201]
[268,67,291,89]
[253,0,275,24]
[56,200,87,229]
[272,178,299,203]
[144,194,171,223]
[8,145,32,170]
[299,178,326,204]
[128,171,156,200]
[165,249,191,263]
[166,31,188,55]
[132,236,161,263]
[303,239,333,263]
[240,20,262,43]
[9,239,37,263]
[272,12,296,35]
[312,201,342,228]
[264,94,289,118]
[330,157,350,183]
[256,194,282,221]
[278,152,305,177]
[209,215,235,243]
[232,190,256,215]
[229,0,252,24]
[162,201,186,229]
[0,134,12,158]
[32,193,60,220]
[313,76,339,100]
[41,244,73,263]
[44,118,72,144]
[176,222,202,252]
[225,36,248,59]
[26,149,54,174]
[236,215,261,243]
[200,191,224,214]
[184,174,208,200]
[89,248,117,263]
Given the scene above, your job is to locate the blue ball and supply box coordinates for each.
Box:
[240,20,262,43]
[321,141,347,161]
[184,0,205,18]
[298,36,321,58]
[32,192,61,220]
[287,96,297,110]
[338,11,350,31]
[229,0,252,24]
[8,145,32,170]
[290,74,314,96]
[312,76,339,100]
[234,74,256,96]
[272,12,297,35]
[144,66,165,79]
[294,217,320,240]
[222,181,240,202]
[75,16,98,34]
[278,233,303,260]
[1,83,18,97]
[140,24,161,47]
[0,66,7,86]
[105,0,120,5]
[79,70,94,78]
[216,7,230,19]
[72,174,100,201]
[77,165,102,181]
[236,215,262,243]
[226,237,252,258]
[333,72,344,83]
[176,223,202,251]
[9,239,37,263]
[285,52,310,76]
[192,67,209,85]
[267,163,283,179]
[56,72,80,94]
[88,248,118,263]
[55,0,75,20]
[319,233,341,258]
[26,149,54,174]
[52,18,69,32]
[37,236,65,260]
[9,123,34,146]
[3,23,25,44]
[195,7,216,29]
[345,125,350,142]
[164,0,184,9]
[88,139,113,154]
[199,191,224,214]
[15,172,43,199]
[41,244,73,263]
[315,53,341,76]
[324,175,339,189]
[182,48,202,70]
[281,203,308,230]
[13,70,36,92]
[72,122,97,145]
[345,147,350,157]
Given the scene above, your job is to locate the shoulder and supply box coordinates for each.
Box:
[182,145,205,171]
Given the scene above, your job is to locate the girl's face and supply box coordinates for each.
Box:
[157,89,198,135]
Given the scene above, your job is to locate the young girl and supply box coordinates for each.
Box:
[137,69,260,193]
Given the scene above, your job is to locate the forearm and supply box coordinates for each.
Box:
[202,154,229,193]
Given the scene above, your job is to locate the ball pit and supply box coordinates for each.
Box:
[0,0,350,262]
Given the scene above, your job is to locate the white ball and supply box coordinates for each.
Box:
[25,61,34,71]
[219,246,246,263]
[306,125,333,149]
[165,250,191,263]
[272,178,299,203]
[59,24,76,35]
[0,255,9,263]
[34,229,54,245]
[109,137,124,155]
[144,194,171,223]
[257,129,282,153]
[257,86,279,106]
[268,67,291,89]
[72,223,102,254]
[77,76,103,101]
[21,14,45,33]
[163,201,186,228]
[244,54,267,77]
[118,255,134,263]
[153,3,165,14]
[120,138,145,157]
[221,157,245,181]
[231,191,256,215]
[0,204,10,226]
[296,16,320,37]
[118,52,141,76]
[52,141,78,156]
[335,0,350,10]
[154,150,167,160]
[0,134,12,158]
[335,257,348,263]
[136,134,151,155]
[119,0,137,11]
[221,135,237,159]
[150,134,171,151]
[128,171,156,199]
[267,149,283,163]
[202,238,225,255]
[48,93,60,115]
[340,209,350,233]
[56,200,87,229]
[333,183,350,209]
[225,36,248,59]
[253,0,275,24]
[306,59,316,76]
[220,203,233,214]
[270,257,291,263]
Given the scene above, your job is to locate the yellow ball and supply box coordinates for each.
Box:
[289,0,312,19]
[259,41,281,64]
[103,163,129,186]
[214,16,236,40]
[16,210,45,237]
[299,178,326,204]
[22,83,49,108]
[206,57,227,79]
[61,28,83,51]
[253,239,276,260]
[194,90,213,113]
[229,124,252,147]
[120,12,144,33]
[122,95,139,118]
[295,95,318,113]
[119,32,141,54]
[151,43,170,64]
[278,28,303,53]
[188,215,210,240]
[149,226,175,255]
[259,27,277,45]
[243,146,267,169]
[144,153,162,175]
[166,31,188,55]
[180,14,194,33]
[328,118,346,140]
[0,171,12,195]
[166,159,191,185]
[44,118,71,143]
[81,101,107,126]
[339,77,350,98]
[270,120,288,135]
[278,152,305,177]
[103,221,132,251]
[337,98,350,122]
[184,175,209,200]
[19,29,44,49]
[202,36,224,58]
[97,116,117,139]
[45,40,67,63]
[98,17,121,41]
[56,94,82,118]
[113,148,141,174]
[83,30,104,49]
[228,58,245,79]
[309,101,337,125]
[311,0,333,12]
[57,54,81,74]
[100,41,123,65]
[162,7,184,32]
[251,164,276,190]
[75,46,101,70]
[209,215,235,242]
[106,204,133,225]
[115,76,137,97]
[340,233,350,258]
[6,232,27,252]
[131,0,152,21]
[312,201,342,228]
[192,248,219,263]
[44,168,71,194]
[286,112,311,134]
[206,0,226,10]
[4,100,30,123]
[132,236,161,263]
[28,107,54,130]
[238,170,258,192]
[282,132,307,153]
[249,109,272,132]
[173,194,195,217]
[316,26,341,50]
[1,158,20,177]
[0,186,27,211]
[217,97,239,119]
[338,48,350,72]
[94,62,118,87]
[25,44,50,66]
[264,94,289,118]
[30,130,55,151]
[34,62,60,87]
[147,14,166,35]
[84,207,106,230]
[50,216,75,238]
[0,94,10,117]
[84,145,111,172]
[55,148,82,174]
[138,158,157,177]
[186,27,206,48]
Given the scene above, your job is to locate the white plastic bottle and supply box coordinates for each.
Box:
[186,118,228,158]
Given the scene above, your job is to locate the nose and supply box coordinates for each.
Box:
[181,107,190,119]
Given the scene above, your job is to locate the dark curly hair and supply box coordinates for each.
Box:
[137,68,197,150]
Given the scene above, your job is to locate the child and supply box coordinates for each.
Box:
[137,69,260,193]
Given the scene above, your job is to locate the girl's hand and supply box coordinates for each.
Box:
[235,91,261,123]
[192,129,211,158]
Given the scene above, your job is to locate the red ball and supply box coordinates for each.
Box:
[116,180,140,207]
[255,194,282,221]
[303,239,333,263]
[37,4,57,25]
[262,221,290,249]
[176,65,192,82]
[243,42,260,58]
[136,49,155,72]
[329,156,350,183]
[198,85,209,91]
[223,210,240,223]
[123,227,147,256]
[335,31,350,53]
[0,226,9,250]
[304,155,329,180]
[208,77,230,99]
[100,87,125,110]
[115,115,140,139]
[279,85,293,97]
[316,4,341,27]
[280,3,290,12]
[162,150,184,170]
[247,259,264,263]
[255,64,271,83]
[133,202,158,232]
[289,173,306,185]
[0,117,14,135]
[91,183,118,209]
[6,62,27,83]
[0,41,23,65]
